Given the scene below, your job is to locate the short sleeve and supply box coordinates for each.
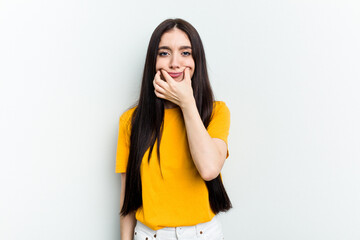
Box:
[207,101,231,159]
[115,108,134,173]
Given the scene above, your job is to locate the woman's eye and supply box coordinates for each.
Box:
[159,52,169,56]
[182,51,191,56]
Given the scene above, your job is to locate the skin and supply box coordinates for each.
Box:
[154,28,195,109]
[153,27,227,181]
[120,27,228,240]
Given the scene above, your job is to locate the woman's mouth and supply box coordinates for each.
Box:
[168,72,182,78]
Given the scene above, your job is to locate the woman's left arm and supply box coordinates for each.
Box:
[181,101,228,181]
[153,68,227,181]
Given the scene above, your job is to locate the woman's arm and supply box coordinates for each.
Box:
[181,101,228,181]
[153,68,227,181]
[120,173,136,240]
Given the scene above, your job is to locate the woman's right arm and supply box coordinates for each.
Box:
[120,172,136,240]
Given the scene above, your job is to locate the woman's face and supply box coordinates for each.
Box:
[155,28,195,82]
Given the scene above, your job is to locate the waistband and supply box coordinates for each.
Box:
[134,215,221,239]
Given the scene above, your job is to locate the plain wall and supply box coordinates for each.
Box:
[0,0,359,239]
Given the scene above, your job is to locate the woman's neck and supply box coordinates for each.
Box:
[164,100,179,109]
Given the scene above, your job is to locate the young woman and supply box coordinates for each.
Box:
[116,18,232,240]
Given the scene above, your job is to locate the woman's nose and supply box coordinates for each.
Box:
[169,55,180,69]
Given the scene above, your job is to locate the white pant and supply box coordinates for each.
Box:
[134,215,224,240]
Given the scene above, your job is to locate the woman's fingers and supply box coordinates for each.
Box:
[160,69,176,85]
[154,68,193,104]
[153,71,167,99]
[154,74,168,91]
[154,86,166,98]
[184,67,191,82]
[154,83,166,94]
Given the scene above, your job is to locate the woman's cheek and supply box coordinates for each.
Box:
[187,67,195,78]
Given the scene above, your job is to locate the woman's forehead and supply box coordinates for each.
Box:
[159,28,191,48]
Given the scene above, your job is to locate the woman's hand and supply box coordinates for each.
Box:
[153,68,195,109]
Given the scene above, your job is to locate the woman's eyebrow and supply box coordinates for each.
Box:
[158,46,192,51]
[179,46,192,50]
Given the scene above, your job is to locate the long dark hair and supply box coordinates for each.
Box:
[121,18,232,216]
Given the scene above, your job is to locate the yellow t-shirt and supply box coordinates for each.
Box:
[115,101,230,230]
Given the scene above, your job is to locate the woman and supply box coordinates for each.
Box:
[116,18,232,240]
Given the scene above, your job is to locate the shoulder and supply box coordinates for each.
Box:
[119,106,137,125]
[212,101,230,115]
[213,100,228,108]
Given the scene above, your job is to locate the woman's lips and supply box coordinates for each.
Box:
[168,72,182,78]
